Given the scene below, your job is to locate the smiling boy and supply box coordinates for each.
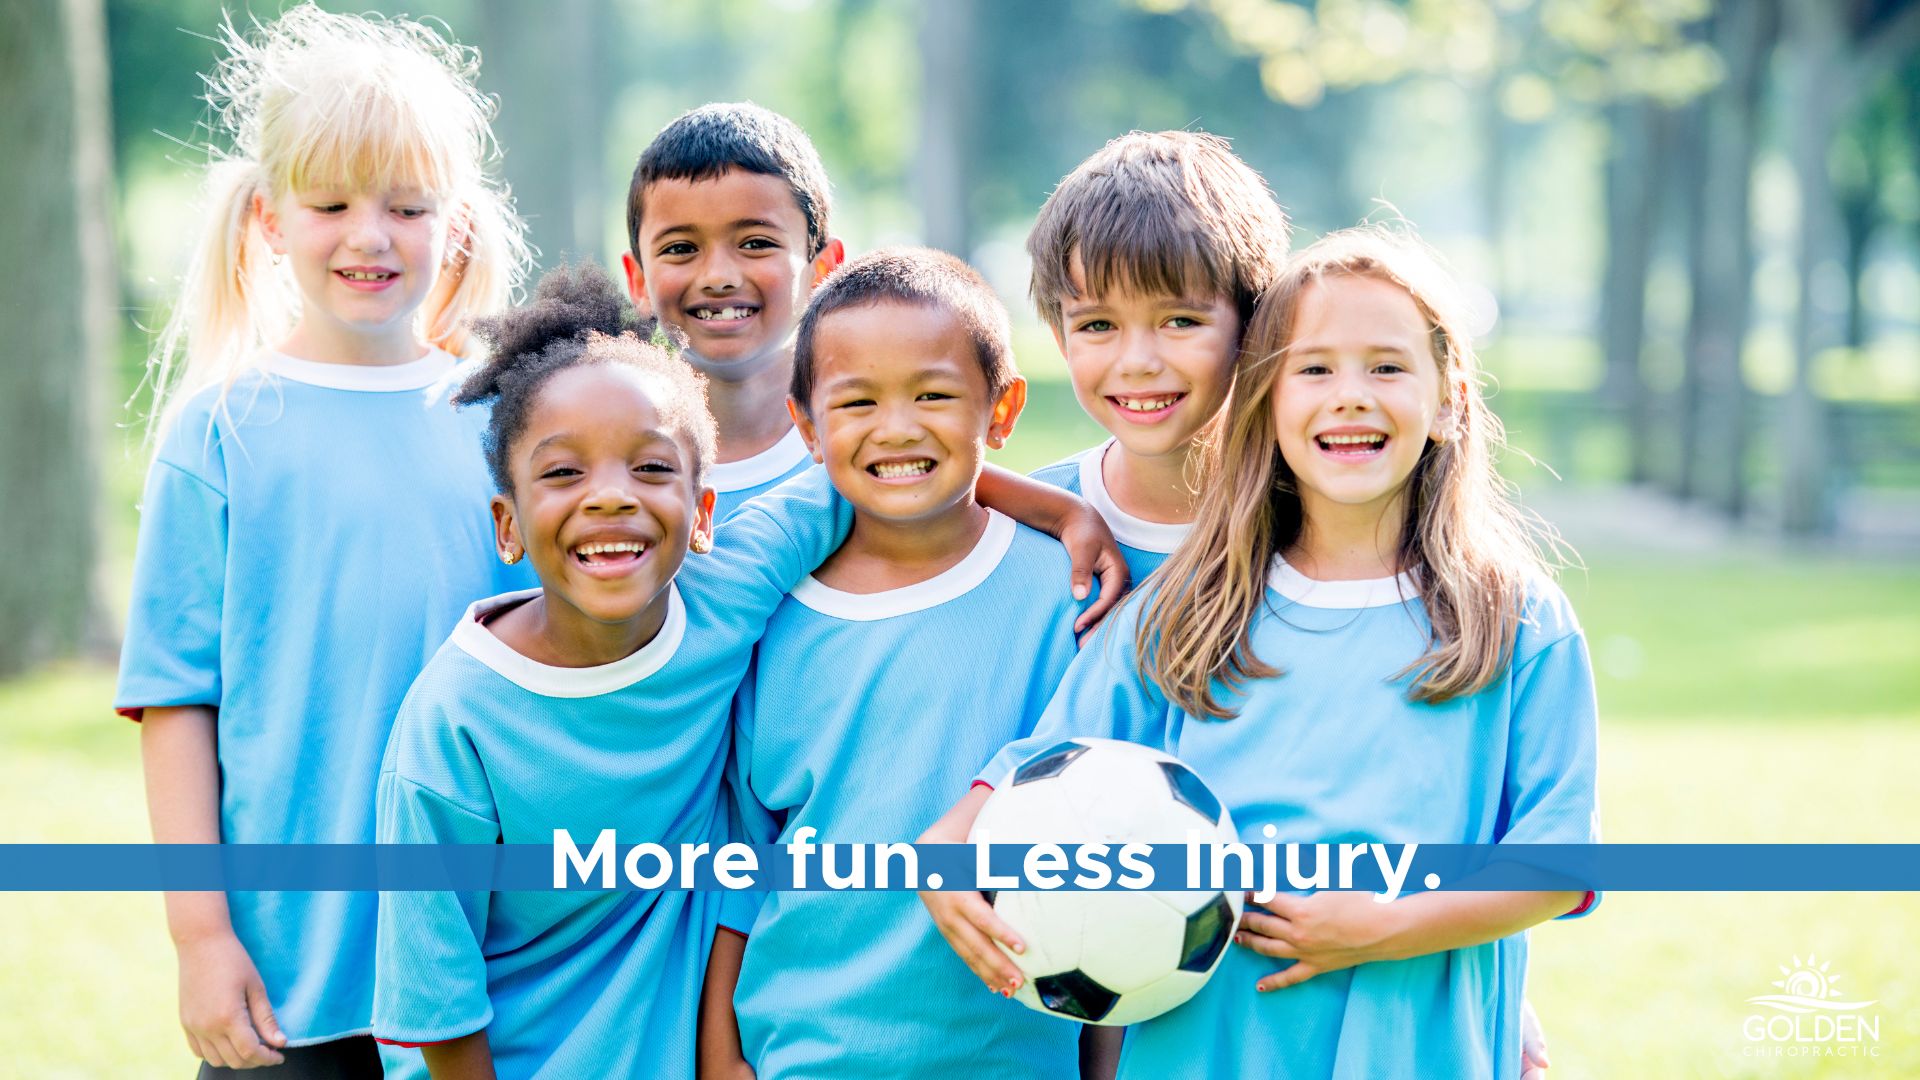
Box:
[696,249,1091,1079]
[1025,131,1290,579]
[622,103,847,519]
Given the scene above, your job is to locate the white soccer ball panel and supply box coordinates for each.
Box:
[1100,969,1212,1027]
[970,771,1086,845]
[1072,889,1185,994]
[991,886,1080,980]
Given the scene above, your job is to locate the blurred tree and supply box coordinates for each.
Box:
[1156,0,1718,484]
[1777,0,1920,535]
[1831,70,1910,352]
[1676,0,1776,515]
[0,0,114,674]
[918,0,979,256]
[1598,97,1658,485]
[477,0,610,269]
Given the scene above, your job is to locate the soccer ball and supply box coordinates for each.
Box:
[968,737,1242,1026]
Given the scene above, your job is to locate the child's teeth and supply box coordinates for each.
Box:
[575,541,647,557]
[1321,434,1385,445]
[696,306,752,321]
[1118,396,1178,412]
[341,270,391,281]
[873,460,933,479]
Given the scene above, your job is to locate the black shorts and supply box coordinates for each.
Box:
[196,1035,382,1079]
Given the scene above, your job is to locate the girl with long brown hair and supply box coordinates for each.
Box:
[923,226,1599,1079]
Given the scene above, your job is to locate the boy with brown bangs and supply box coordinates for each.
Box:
[1019,130,1556,1078]
[697,248,1095,1079]
[621,102,847,520]
[1022,130,1289,581]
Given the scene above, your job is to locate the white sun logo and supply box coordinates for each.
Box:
[1773,955,1843,1001]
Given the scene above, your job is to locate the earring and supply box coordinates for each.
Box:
[501,547,521,565]
[270,251,284,267]
[690,533,712,555]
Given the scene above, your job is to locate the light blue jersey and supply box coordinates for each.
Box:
[373,469,848,1080]
[113,351,529,1044]
[712,425,814,521]
[1032,438,1189,581]
[979,562,1600,1080]
[730,511,1087,1079]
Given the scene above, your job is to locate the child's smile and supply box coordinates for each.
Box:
[1313,426,1390,459]
[797,300,1019,526]
[492,364,715,663]
[1273,274,1442,517]
[1108,391,1189,423]
[257,186,446,363]
[1055,257,1240,462]
[566,531,654,578]
[629,169,817,377]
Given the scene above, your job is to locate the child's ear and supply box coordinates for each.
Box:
[787,397,824,462]
[689,487,717,554]
[253,192,286,255]
[987,377,1028,450]
[441,200,474,267]
[620,251,654,318]
[809,237,847,289]
[1430,378,1467,444]
[490,494,524,565]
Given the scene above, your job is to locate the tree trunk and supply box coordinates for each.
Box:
[1479,76,1513,306]
[1779,1,1851,535]
[478,0,604,269]
[1672,92,1711,501]
[0,0,113,675]
[1685,0,1777,519]
[1598,100,1657,486]
[917,0,976,257]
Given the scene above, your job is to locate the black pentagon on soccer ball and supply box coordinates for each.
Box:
[1178,892,1236,973]
[1034,969,1120,1022]
[1011,741,1091,785]
[1158,760,1222,824]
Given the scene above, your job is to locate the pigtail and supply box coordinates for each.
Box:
[420,173,532,362]
[142,159,294,443]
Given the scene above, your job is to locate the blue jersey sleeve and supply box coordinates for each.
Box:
[374,696,500,1044]
[698,466,851,624]
[1497,586,1602,916]
[718,656,779,935]
[114,421,229,714]
[975,599,1171,787]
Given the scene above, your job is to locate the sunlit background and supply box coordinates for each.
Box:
[2,1,1916,1075]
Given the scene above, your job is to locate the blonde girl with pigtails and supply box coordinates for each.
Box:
[925,226,1600,1080]
[114,6,530,1075]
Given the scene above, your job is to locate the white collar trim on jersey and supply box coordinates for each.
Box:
[709,426,812,493]
[790,509,1016,621]
[1268,557,1419,609]
[263,349,455,392]
[451,585,687,697]
[1079,439,1191,554]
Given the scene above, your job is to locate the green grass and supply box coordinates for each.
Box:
[4,543,1918,1075]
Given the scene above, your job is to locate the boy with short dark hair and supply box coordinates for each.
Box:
[622,102,847,519]
[697,248,1088,1079]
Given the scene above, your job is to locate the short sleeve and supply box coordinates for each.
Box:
[114,447,229,719]
[1496,603,1602,917]
[701,466,851,612]
[373,770,498,1044]
[975,597,1171,788]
